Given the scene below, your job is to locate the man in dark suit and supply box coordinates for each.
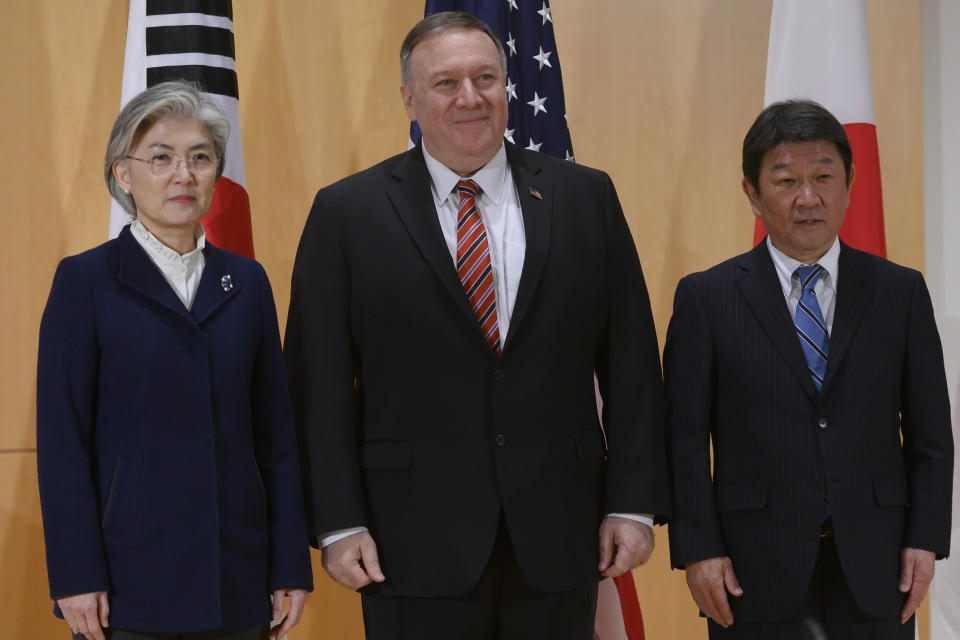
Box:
[664,99,953,639]
[284,11,669,639]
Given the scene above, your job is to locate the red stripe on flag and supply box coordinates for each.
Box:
[837,122,886,257]
[613,573,646,640]
[203,176,255,259]
[752,123,886,258]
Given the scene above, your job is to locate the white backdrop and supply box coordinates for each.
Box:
[923,0,960,637]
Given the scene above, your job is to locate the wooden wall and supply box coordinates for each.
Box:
[0,1,923,637]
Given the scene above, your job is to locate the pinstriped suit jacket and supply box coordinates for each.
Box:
[663,239,952,621]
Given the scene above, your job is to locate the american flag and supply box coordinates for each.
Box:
[411,0,574,162]
[413,3,645,639]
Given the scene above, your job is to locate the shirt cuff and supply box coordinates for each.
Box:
[606,513,654,529]
[319,526,369,548]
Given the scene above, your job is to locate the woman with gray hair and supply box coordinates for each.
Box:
[37,80,313,640]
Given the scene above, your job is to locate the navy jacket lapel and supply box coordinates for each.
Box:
[736,241,819,402]
[821,242,876,393]
[503,143,551,353]
[117,225,195,324]
[385,145,485,341]
[191,243,240,325]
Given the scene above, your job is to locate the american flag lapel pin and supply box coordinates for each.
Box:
[529,186,542,200]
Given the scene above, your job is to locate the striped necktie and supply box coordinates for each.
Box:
[793,264,829,391]
[455,180,501,356]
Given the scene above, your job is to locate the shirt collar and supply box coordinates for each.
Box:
[766,235,840,296]
[129,219,206,266]
[422,142,509,208]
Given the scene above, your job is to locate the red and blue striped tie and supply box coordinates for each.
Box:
[455,179,501,356]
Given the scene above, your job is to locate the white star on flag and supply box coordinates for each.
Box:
[506,0,518,10]
[565,150,574,161]
[537,2,552,24]
[527,92,547,116]
[504,128,515,144]
[506,33,517,56]
[533,46,553,70]
[526,138,542,151]
[506,78,518,101]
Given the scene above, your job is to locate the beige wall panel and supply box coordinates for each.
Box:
[236,0,424,332]
[867,0,924,269]
[0,0,924,638]
[555,0,770,340]
[0,453,71,638]
[0,1,126,449]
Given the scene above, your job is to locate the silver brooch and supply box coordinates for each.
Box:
[220,275,234,292]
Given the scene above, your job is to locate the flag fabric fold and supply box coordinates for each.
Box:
[111,0,254,258]
[757,0,886,258]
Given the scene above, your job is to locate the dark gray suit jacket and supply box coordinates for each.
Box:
[285,142,670,597]
[664,239,953,621]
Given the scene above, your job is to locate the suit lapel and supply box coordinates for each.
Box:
[117,225,195,324]
[504,144,551,353]
[385,145,486,341]
[736,241,819,402]
[191,243,240,325]
[821,243,876,393]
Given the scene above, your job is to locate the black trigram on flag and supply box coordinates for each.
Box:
[144,0,238,98]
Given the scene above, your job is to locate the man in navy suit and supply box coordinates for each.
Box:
[664,99,953,639]
[284,11,670,639]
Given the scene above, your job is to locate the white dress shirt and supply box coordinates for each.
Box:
[321,143,651,547]
[129,219,206,310]
[766,235,840,336]
[422,142,526,342]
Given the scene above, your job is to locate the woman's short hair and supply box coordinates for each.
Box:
[104,80,230,216]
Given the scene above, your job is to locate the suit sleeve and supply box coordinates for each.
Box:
[284,189,367,543]
[250,263,314,590]
[900,272,953,557]
[593,174,671,520]
[663,276,727,568]
[36,258,110,599]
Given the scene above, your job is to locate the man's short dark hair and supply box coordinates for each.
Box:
[742,99,853,193]
[400,11,507,85]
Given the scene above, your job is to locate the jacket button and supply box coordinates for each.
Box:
[493,369,504,380]
[811,476,823,489]
[495,434,506,446]
[818,418,828,430]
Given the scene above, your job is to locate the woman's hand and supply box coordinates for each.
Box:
[270,588,308,639]
[58,591,109,640]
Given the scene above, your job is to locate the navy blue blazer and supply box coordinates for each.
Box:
[37,225,313,633]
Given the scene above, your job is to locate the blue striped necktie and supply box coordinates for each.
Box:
[793,265,829,392]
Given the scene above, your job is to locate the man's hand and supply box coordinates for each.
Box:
[899,547,935,623]
[269,588,308,639]
[598,516,655,578]
[321,531,386,590]
[58,591,109,640]
[684,556,743,628]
